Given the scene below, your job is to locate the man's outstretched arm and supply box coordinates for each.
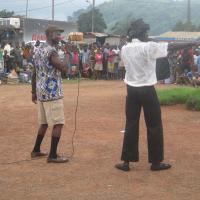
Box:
[168,41,200,51]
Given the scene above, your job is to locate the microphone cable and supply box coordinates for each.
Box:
[67,69,80,159]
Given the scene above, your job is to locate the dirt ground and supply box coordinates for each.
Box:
[0,80,200,200]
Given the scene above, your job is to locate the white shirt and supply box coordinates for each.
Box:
[121,39,168,87]
[4,43,11,56]
[194,55,198,66]
[82,50,90,64]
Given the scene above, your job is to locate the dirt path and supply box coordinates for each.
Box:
[0,81,200,200]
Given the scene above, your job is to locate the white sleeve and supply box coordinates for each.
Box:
[147,42,168,59]
[121,46,126,62]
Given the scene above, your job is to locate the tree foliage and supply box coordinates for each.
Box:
[68,9,86,22]
[172,21,200,32]
[71,0,200,35]
[111,15,135,36]
[0,9,14,18]
[77,9,107,32]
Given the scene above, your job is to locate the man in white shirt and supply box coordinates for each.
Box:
[115,19,200,172]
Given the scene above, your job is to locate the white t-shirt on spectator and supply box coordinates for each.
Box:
[121,39,168,87]
[4,43,11,56]
[194,55,198,66]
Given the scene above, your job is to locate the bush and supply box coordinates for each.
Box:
[186,94,200,111]
[157,87,200,111]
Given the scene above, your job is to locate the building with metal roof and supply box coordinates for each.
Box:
[0,17,78,44]
[155,31,200,42]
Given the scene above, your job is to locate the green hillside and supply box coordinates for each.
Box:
[70,0,200,35]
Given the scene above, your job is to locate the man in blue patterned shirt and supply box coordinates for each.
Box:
[31,25,68,163]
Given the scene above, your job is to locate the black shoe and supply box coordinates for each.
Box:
[115,162,130,171]
[151,163,171,171]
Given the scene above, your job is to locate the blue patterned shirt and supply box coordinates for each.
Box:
[34,43,63,102]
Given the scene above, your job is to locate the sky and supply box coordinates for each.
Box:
[0,0,110,21]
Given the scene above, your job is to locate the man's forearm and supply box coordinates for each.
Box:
[51,54,68,73]
[31,69,36,94]
[168,41,199,51]
[55,61,68,73]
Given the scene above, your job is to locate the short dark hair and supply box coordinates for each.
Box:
[127,19,150,41]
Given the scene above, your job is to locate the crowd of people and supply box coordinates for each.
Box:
[51,42,126,80]
[1,39,200,86]
[165,47,200,86]
[0,41,35,82]
[0,40,126,82]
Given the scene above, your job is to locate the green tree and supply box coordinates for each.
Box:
[77,9,107,32]
[71,0,200,35]
[172,21,184,31]
[0,9,14,18]
[111,15,135,36]
[172,21,200,32]
[68,9,86,22]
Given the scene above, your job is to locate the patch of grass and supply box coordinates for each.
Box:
[157,87,200,111]
[186,93,200,111]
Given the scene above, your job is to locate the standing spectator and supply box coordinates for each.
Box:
[70,46,79,79]
[180,47,194,74]
[0,44,4,73]
[79,45,83,73]
[81,46,91,78]
[197,51,200,75]
[103,43,109,79]
[13,42,23,74]
[193,49,198,72]
[89,46,96,75]
[3,50,10,73]
[94,47,103,80]
[118,49,125,80]
[107,48,115,79]
[112,46,120,79]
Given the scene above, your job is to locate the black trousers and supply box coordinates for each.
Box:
[121,85,164,163]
